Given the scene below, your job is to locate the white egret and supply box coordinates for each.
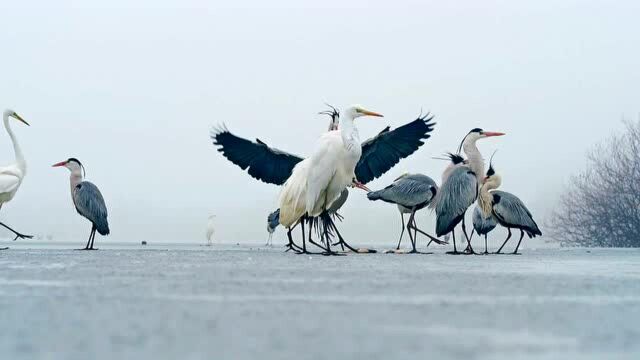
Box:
[206,215,216,246]
[0,109,32,247]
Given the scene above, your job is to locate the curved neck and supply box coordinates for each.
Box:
[339,113,358,148]
[478,183,493,217]
[4,114,25,171]
[462,139,483,182]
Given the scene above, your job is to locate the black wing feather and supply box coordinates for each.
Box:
[210,126,304,185]
[355,113,436,184]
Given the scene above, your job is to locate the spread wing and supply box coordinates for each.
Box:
[355,113,436,184]
[211,125,304,185]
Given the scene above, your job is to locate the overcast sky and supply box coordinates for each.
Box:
[0,1,638,245]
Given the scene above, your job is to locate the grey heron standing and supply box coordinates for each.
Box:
[434,128,504,254]
[478,162,541,254]
[211,105,435,253]
[266,209,279,246]
[53,158,110,250]
[367,173,447,253]
[0,109,32,248]
[471,206,497,254]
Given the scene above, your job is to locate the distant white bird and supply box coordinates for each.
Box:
[53,158,110,250]
[479,162,541,254]
[0,109,32,246]
[206,215,216,246]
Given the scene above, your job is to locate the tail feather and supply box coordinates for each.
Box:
[96,220,110,236]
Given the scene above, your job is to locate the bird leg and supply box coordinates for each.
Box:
[461,216,476,255]
[0,221,33,241]
[446,230,461,255]
[406,210,418,253]
[484,234,489,255]
[410,223,448,247]
[328,216,374,254]
[396,212,405,250]
[464,230,474,253]
[294,217,323,255]
[496,228,512,254]
[285,227,302,253]
[512,230,525,255]
[89,227,97,250]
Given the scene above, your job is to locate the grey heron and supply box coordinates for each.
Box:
[434,128,504,254]
[53,158,110,250]
[471,206,497,254]
[211,105,435,253]
[478,162,541,254]
[0,109,32,247]
[367,172,447,253]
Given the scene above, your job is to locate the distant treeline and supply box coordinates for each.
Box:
[549,120,640,247]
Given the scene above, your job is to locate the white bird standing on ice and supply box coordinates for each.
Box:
[206,215,215,246]
[53,158,110,250]
[0,109,32,248]
[278,105,383,254]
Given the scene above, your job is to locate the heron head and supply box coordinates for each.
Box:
[344,104,383,120]
[3,109,29,126]
[482,164,502,190]
[457,128,505,153]
[319,104,340,131]
[52,158,85,177]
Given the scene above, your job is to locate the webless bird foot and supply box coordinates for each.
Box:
[510,251,522,255]
[482,251,490,255]
[0,247,9,250]
[427,239,449,246]
[446,251,464,255]
[13,233,33,241]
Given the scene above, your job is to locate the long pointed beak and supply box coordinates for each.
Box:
[12,113,29,126]
[483,131,505,137]
[361,109,384,118]
[353,181,371,192]
[52,161,67,167]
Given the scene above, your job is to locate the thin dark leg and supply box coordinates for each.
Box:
[512,230,525,255]
[89,227,97,249]
[406,210,417,253]
[461,215,476,254]
[496,228,512,254]
[484,234,489,254]
[0,221,33,241]
[301,219,307,253]
[285,227,302,253]
[451,230,458,253]
[81,227,92,250]
[329,217,372,253]
[396,212,405,250]
[409,219,447,247]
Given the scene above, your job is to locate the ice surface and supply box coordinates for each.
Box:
[0,244,638,360]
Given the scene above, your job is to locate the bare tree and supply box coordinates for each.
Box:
[549,120,640,247]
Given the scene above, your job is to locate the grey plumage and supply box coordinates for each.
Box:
[367,174,437,208]
[472,206,497,236]
[435,166,478,237]
[267,208,280,233]
[491,191,541,237]
[73,181,109,235]
[368,174,441,251]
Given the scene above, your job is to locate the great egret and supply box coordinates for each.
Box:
[478,162,541,254]
[277,105,383,254]
[52,158,109,250]
[0,109,32,247]
[435,128,504,254]
[212,105,435,252]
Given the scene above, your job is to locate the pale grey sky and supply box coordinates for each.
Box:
[0,1,638,244]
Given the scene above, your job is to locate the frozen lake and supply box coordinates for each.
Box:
[0,243,639,360]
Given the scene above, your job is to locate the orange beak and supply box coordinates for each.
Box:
[483,131,505,137]
[360,109,384,118]
[52,161,67,167]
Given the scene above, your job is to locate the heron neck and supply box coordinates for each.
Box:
[3,114,25,172]
[339,114,359,149]
[478,184,493,217]
[463,139,484,182]
[70,169,83,192]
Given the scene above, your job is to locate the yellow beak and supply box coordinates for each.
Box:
[360,109,384,117]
